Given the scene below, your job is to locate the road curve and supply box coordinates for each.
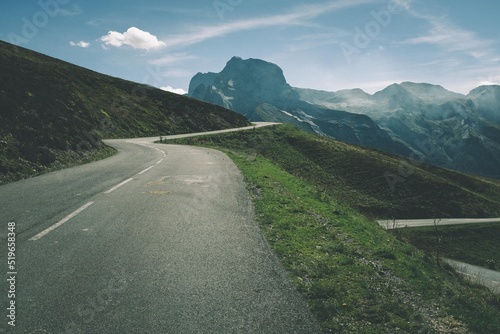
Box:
[1,123,321,333]
[378,218,500,230]
[444,259,500,295]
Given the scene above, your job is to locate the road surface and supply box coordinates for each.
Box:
[1,123,321,333]
[377,217,500,294]
[378,218,500,230]
[444,259,500,295]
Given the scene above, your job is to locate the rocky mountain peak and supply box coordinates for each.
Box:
[188,56,298,113]
[187,56,500,179]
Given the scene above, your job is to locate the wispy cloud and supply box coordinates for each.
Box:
[150,53,197,66]
[401,15,494,60]
[70,41,91,48]
[160,68,193,78]
[160,0,377,49]
[286,30,351,52]
[56,4,83,16]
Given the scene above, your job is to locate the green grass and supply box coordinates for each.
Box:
[164,124,500,219]
[396,223,500,270]
[163,124,500,333]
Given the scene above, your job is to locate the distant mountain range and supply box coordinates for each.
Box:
[188,57,500,179]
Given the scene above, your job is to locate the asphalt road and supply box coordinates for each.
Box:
[444,259,500,295]
[1,123,321,333]
[378,218,500,230]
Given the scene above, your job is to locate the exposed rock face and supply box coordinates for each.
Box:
[188,57,411,157]
[189,57,500,179]
[189,57,299,115]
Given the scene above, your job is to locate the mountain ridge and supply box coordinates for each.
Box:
[188,57,500,179]
[189,57,412,157]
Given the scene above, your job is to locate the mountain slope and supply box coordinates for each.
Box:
[188,57,411,157]
[298,82,500,179]
[0,41,249,183]
[168,124,500,219]
[189,56,500,179]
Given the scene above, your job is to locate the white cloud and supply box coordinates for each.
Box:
[100,27,166,50]
[70,41,91,48]
[478,81,499,87]
[160,86,187,95]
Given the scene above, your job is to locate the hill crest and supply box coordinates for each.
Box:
[0,41,249,184]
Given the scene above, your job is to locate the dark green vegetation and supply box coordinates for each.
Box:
[0,41,249,184]
[396,223,500,270]
[164,125,500,333]
[166,124,500,219]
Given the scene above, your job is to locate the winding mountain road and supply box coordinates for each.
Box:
[0,123,321,333]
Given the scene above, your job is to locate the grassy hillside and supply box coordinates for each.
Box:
[0,41,249,184]
[396,223,500,270]
[166,124,500,219]
[164,125,500,333]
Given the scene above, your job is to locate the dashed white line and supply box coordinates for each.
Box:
[156,159,164,164]
[104,178,134,194]
[138,166,154,175]
[30,202,95,241]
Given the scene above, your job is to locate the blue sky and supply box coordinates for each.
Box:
[1,0,499,94]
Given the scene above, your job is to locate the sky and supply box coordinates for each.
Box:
[1,0,499,95]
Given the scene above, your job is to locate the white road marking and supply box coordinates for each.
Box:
[156,159,164,164]
[30,202,95,241]
[138,166,154,175]
[154,148,167,158]
[104,178,134,194]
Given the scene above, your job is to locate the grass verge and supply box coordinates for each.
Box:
[163,125,500,333]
